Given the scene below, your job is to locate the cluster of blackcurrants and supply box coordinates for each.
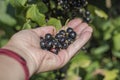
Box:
[57,0,91,23]
[42,0,91,23]
[40,27,76,54]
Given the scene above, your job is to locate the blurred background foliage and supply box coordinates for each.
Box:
[0,0,120,80]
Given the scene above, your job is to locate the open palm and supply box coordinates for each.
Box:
[3,19,92,75]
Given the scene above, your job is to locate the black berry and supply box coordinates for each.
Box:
[58,37,66,43]
[55,33,63,39]
[40,41,46,49]
[58,42,62,48]
[67,37,74,45]
[67,27,73,33]
[59,30,66,36]
[45,33,52,40]
[46,41,53,50]
[62,43,68,49]
[68,31,77,39]
[83,17,91,23]
[85,10,90,16]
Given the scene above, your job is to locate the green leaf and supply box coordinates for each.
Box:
[91,44,109,55]
[104,69,118,80]
[0,39,9,47]
[85,61,100,80]
[22,20,31,29]
[88,5,96,15]
[101,21,114,40]
[26,5,46,26]
[86,61,100,73]
[47,18,62,31]
[9,0,27,7]
[70,51,91,68]
[0,14,16,26]
[37,2,48,13]
[112,17,120,27]
[112,50,120,58]
[95,9,108,19]
[50,0,56,9]
[0,0,7,14]
[113,33,120,51]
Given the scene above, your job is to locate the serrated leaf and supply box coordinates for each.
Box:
[95,9,108,19]
[26,5,46,26]
[47,18,62,31]
[9,0,27,7]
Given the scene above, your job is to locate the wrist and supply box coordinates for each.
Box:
[2,43,37,76]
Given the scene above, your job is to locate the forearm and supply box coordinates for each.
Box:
[3,45,36,77]
[0,43,37,80]
[0,55,25,80]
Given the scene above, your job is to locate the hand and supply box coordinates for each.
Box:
[3,18,92,76]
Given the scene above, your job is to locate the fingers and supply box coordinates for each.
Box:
[56,27,92,68]
[67,26,93,57]
[32,18,82,37]
[74,23,88,36]
[67,18,83,28]
[55,22,93,68]
[62,18,89,41]
[60,18,83,31]
[32,26,56,37]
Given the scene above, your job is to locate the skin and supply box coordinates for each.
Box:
[0,18,93,80]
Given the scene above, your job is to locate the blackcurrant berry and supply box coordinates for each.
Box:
[77,3,81,7]
[55,33,63,39]
[68,31,77,39]
[58,42,62,48]
[62,43,68,49]
[46,41,53,50]
[67,27,73,33]
[52,39,59,47]
[67,37,74,45]
[83,17,91,23]
[81,0,87,6]
[40,41,46,49]
[58,37,66,43]
[59,30,66,36]
[85,10,90,16]
[45,33,52,40]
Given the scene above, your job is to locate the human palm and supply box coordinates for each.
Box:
[3,19,92,75]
